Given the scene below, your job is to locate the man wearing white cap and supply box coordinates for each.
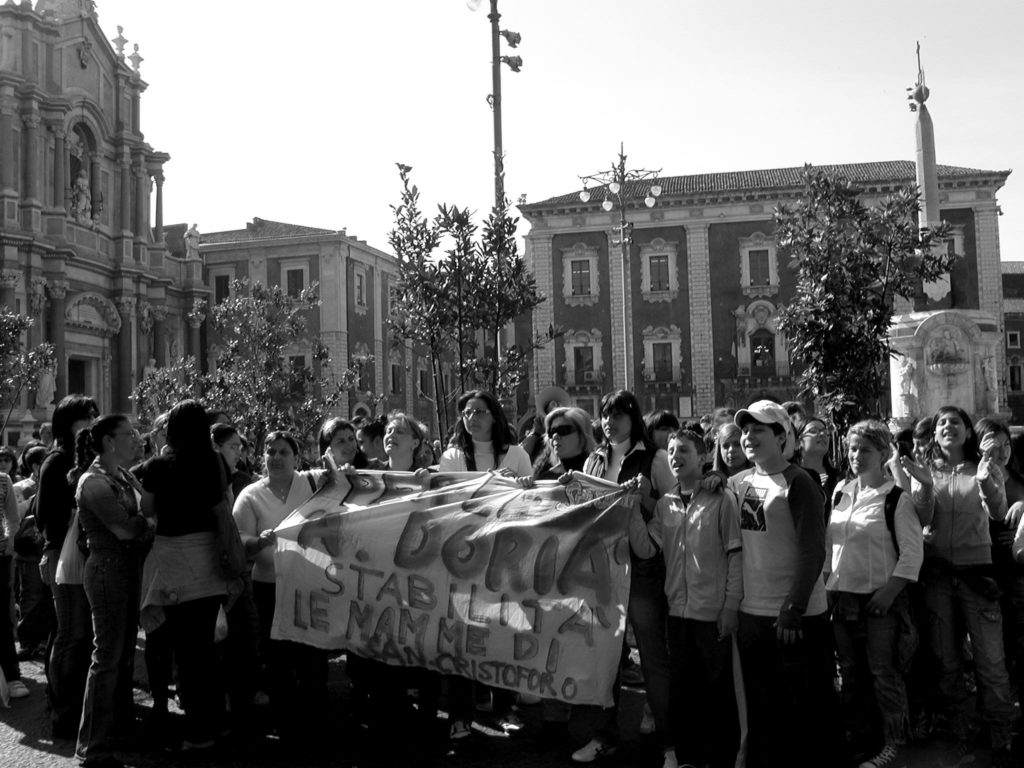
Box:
[729,400,839,768]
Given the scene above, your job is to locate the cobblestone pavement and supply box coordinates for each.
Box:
[0,648,1008,768]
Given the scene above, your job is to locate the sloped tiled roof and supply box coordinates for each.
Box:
[524,160,1009,210]
[201,217,337,245]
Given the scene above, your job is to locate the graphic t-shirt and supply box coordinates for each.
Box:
[730,464,827,618]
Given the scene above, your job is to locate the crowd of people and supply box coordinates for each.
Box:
[1,388,1023,768]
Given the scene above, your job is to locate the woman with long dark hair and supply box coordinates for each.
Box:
[318,417,367,469]
[74,415,153,767]
[36,394,98,738]
[139,400,236,751]
[439,390,531,477]
[572,390,674,765]
[903,406,1015,763]
[974,417,1024,695]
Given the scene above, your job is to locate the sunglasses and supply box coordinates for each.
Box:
[548,424,576,438]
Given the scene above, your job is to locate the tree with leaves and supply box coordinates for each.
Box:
[775,166,956,431]
[130,279,362,457]
[0,307,55,435]
[388,164,547,435]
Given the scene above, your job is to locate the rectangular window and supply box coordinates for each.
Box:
[570,260,591,296]
[649,254,670,292]
[1009,331,1021,349]
[285,268,304,297]
[1011,365,1023,393]
[748,249,770,286]
[573,346,594,385]
[214,274,231,305]
[391,363,402,395]
[356,273,366,306]
[418,369,430,398]
[652,342,673,381]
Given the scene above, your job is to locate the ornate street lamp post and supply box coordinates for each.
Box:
[578,143,661,392]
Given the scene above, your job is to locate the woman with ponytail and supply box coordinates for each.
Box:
[74,415,153,768]
[35,394,98,738]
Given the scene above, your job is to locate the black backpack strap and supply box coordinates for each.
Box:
[884,486,904,556]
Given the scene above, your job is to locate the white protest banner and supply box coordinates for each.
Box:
[270,470,634,707]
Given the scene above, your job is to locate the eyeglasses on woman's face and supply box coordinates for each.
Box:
[548,424,576,439]
[462,408,489,420]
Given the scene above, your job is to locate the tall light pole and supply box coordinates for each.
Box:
[579,144,661,392]
[468,0,521,389]
[467,0,521,210]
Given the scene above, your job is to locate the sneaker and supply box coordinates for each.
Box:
[858,744,905,768]
[499,711,524,732]
[571,738,617,763]
[7,680,29,699]
[449,719,471,740]
[662,747,679,768]
[639,704,655,734]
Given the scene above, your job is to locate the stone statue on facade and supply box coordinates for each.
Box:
[184,223,201,260]
[142,357,158,380]
[71,168,92,221]
[35,361,56,409]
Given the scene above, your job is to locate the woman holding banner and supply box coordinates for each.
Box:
[232,430,330,749]
[572,389,675,765]
[439,391,531,738]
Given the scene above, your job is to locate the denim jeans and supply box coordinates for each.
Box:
[76,548,141,762]
[923,568,1016,750]
[591,561,671,746]
[43,551,94,734]
[14,555,54,652]
[737,611,840,768]
[667,616,738,768]
[163,596,225,744]
[0,554,21,683]
[831,591,911,749]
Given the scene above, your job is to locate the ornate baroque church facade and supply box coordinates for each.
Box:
[0,0,196,441]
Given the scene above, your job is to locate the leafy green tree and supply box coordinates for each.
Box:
[0,308,55,435]
[129,279,361,457]
[775,166,956,431]
[388,164,547,433]
[130,357,204,427]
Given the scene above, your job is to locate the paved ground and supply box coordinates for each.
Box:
[0,646,1012,768]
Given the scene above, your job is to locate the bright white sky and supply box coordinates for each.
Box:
[94,0,1023,260]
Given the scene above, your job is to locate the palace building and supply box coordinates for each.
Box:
[519,159,1010,421]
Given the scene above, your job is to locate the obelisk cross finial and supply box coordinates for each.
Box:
[907,40,929,112]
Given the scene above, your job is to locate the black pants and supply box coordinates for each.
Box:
[667,616,738,768]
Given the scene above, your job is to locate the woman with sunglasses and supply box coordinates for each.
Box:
[439,390,531,478]
[572,390,675,765]
[797,417,839,502]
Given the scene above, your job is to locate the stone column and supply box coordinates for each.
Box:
[0,91,15,193]
[47,280,68,399]
[21,113,40,201]
[51,125,66,212]
[133,161,146,239]
[89,155,101,221]
[153,172,163,242]
[685,223,715,415]
[118,154,131,234]
[0,268,20,309]
[151,305,167,367]
[115,296,136,412]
